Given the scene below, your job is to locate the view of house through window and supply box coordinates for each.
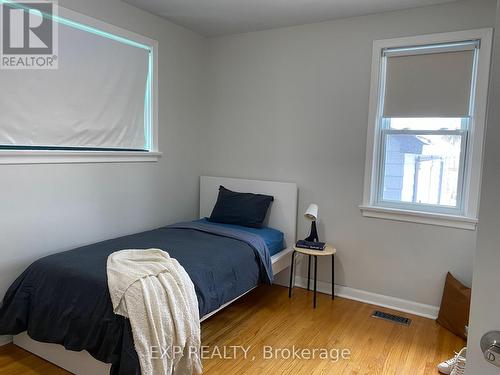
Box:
[380,118,465,210]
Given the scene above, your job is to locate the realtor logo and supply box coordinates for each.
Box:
[1,0,58,69]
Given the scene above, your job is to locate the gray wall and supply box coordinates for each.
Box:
[0,0,495,335]
[203,0,497,307]
[0,0,207,303]
[466,0,500,373]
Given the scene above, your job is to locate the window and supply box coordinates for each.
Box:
[361,30,493,230]
[0,3,159,164]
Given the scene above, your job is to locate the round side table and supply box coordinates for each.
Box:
[288,243,336,308]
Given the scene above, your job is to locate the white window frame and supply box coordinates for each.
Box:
[0,5,160,164]
[360,29,493,230]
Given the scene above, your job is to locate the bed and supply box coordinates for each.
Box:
[0,176,297,375]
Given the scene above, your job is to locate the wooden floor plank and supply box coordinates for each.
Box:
[0,285,464,374]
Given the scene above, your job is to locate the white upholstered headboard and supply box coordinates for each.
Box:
[200,176,297,249]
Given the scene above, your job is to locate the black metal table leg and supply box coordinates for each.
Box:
[307,255,311,291]
[288,251,296,298]
[313,255,317,309]
[332,254,335,300]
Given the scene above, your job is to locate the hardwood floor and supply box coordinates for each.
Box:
[0,285,464,374]
[0,343,68,375]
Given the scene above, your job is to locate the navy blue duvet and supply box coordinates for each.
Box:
[0,224,268,374]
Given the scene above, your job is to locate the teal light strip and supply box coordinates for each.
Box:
[0,0,151,51]
[2,0,154,151]
[144,52,153,150]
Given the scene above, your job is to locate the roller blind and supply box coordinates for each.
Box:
[0,20,150,150]
[383,49,475,118]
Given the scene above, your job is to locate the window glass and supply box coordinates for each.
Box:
[381,133,462,208]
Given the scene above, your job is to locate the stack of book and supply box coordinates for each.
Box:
[295,240,326,251]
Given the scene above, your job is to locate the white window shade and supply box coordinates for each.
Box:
[383,50,475,118]
[0,21,150,150]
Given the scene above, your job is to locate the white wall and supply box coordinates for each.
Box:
[203,0,497,309]
[466,0,500,373]
[0,0,206,315]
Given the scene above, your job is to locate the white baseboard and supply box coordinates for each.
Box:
[0,335,13,347]
[292,276,439,320]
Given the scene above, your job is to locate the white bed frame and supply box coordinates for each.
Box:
[14,176,297,374]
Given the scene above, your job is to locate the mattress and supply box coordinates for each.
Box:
[196,218,284,256]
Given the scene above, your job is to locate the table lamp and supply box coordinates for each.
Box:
[304,203,319,242]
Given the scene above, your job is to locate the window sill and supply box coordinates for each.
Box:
[0,150,162,164]
[359,205,478,230]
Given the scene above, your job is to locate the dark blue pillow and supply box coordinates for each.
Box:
[208,186,274,228]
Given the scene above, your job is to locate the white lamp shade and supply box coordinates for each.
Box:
[304,203,318,221]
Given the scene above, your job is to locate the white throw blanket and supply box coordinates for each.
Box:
[107,248,202,375]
